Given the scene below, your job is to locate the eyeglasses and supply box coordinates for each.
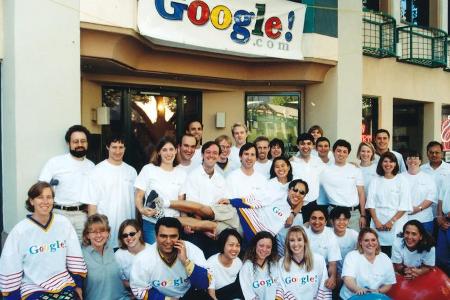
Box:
[291,188,306,195]
[121,231,137,239]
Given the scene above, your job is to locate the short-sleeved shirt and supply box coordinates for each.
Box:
[134,164,187,222]
[39,153,94,205]
[305,226,342,263]
[226,168,267,198]
[320,163,364,207]
[115,244,150,281]
[254,160,271,179]
[183,165,226,205]
[334,228,358,275]
[206,253,242,290]
[291,156,326,205]
[340,250,396,300]
[403,171,437,223]
[391,237,435,268]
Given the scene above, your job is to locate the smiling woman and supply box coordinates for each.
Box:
[0,182,87,300]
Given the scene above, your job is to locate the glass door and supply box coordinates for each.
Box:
[102,86,201,172]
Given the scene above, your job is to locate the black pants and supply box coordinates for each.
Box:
[381,245,392,258]
[215,277,244,300]
[180,287,214,300]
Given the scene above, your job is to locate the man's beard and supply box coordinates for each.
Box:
[70,147,87,158]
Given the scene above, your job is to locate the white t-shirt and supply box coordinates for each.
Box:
[83,160,137,248]
[340,250,396,300]
[39,153,94,205]
[134,164,187,222]
[422,162,450,215]
[305,226,342,263]
[226,168,267,198]
[439,176,450,214]
[229,146,241,167]
[177,161,197,175]
[254,160,272,179]
[277,253,331,300]
[191,148,203,169]
[403,171,437,223]
[183,165,227,206]
[374,150,407,173]
[206,253,242,290]
[130,241,207,299]
[320,163,364,207]
[115,244,150,281]
[334,229,358,275]
[391,237,435,268]
[291,156,325,205]
[366,175,412,246]
[359,163,378,197]
[239,261,279,300]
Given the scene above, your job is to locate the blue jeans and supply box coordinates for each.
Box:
[142,219,156,244]
[436,226,449,275]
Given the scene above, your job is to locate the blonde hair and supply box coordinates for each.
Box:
[231,123,248,135]
[215,134,233,145]
[357,228,381,255]
[357,141,376,161]
[82,214,110,247]
[283,226,314,272]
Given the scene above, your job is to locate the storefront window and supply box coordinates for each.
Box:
[442,105,450,161]
[245,93,301,156]
[362,96,379,142]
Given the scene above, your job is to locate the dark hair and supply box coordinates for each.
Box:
[288,179,309,195]
[268,138,285,159]
[330,206,351,220]
[309,206,329,221]
[82,214,110,247]
[333,139,352,153]
[106,133,126,147]
[244,231,278,275]
[151,136,179,167]
[201,141,221,155]
[118,219,145,250]
[376,151,399,176]
[398,220,434,253]
[426,141,443,152]
[178,133,197,145]
[297,133,315,144]
[218,229,242,254]
[185,120,203,131]
[65,125,90,143]
[316,136,330,147]
[307,125,324,136]
[254,136,270,145]
[239,142,258,157]
[375,128,391,139]
[269,157,293,182]
[405,150,421,160]
[26,182,55,212]
[155,217,183,236]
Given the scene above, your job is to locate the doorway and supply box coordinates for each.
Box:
[393,99,424,158]
[101,86,201,172]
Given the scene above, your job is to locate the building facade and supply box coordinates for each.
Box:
[1,0,449,234]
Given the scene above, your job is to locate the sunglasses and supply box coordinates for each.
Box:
[121,231,137,239]
[291,188,306,195]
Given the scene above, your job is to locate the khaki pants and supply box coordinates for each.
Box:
[53,208,87,242]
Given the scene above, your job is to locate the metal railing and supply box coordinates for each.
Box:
[362,10,396,58]
[397,25,447,68]
[445,38,450,71]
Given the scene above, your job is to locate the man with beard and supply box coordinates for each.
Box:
[39,125,94,240]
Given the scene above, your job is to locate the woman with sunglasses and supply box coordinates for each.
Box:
[277,226,332,299]
[239,231,279,300]
[82,214,129,300]
[115,219,149,295]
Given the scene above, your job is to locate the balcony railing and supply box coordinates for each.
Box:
[397,25,447,68]
[445,38,450,71]
[362,10,396,58]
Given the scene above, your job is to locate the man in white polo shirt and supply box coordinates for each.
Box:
[226,143,267,199]
[39,125,94,239]
[177,134,198,174]
[253,136,271,179]
[291,133,326,222]
[320,139,366,231]
[374,129,407,173]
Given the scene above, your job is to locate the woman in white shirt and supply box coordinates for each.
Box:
[115,219,149,296]
[366,151,412,257]
[392,220,435,279]
[239,231,279,300]
[356,142,377,199]
[340,228,396,300]
[207,229,243,300]
[277,226,332,299]
[134,136,187,244]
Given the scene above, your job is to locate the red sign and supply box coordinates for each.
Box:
[442,116,450,151]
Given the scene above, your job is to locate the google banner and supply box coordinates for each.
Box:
[138,0,306,60]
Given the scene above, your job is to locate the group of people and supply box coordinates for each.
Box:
[0,121,449,300]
